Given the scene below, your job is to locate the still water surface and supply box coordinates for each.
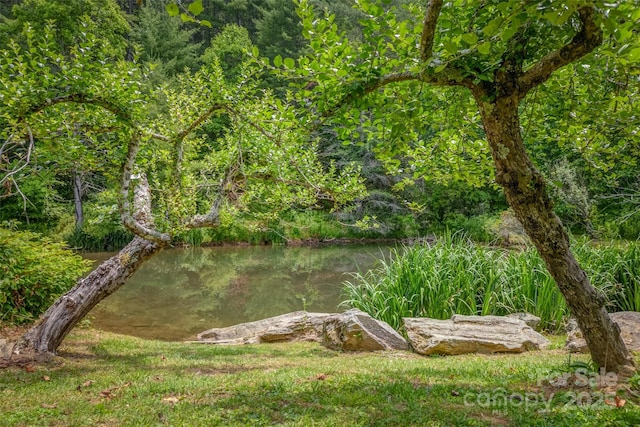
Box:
[85,245,393,341]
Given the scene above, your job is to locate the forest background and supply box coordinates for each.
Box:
[2,0,638,251]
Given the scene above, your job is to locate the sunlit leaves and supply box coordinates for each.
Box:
[166,0,210,28]
[290,0,640,197]
[0,22,144,183]
[284,57,295,69]
[187,0,204,16]
[166,2,179,16]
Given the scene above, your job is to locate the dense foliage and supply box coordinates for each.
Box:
[343,235,640,332]
[1,0,636,249]
[0,227,91,324]
[0,0,526,248]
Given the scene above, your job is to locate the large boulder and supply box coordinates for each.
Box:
[566,311,640,353]
[322,309,409,351]
[196,311,330,345]
[404,314,550,355]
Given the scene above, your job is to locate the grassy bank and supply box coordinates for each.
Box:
[1,330,639,426]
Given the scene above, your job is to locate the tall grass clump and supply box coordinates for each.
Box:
[574,240,640,313]
[342,234,640,333]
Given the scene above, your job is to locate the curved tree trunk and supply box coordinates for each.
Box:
[10,174,166,359]
[11,237,163,358]
[475,92,635,376]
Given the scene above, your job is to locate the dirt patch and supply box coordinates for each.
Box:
[473,412,511,426]
[0,322,33,341]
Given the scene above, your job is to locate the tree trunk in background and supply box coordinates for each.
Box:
[73,171,84,230]
[475,93,635,376]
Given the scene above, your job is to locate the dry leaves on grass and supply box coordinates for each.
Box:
[98,381,132,400]
[77,380,95,391]
[162,396,181,405]
[605,395,627,408]
[40,403,58,409]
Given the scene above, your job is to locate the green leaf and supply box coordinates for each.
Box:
[434,64,447,73]
[180,13,196,23]
[273,55,283,67]
[283,57,295,69]
[461,33,478,46]
[200,20,212,29]
[252,46,259,57]
[443,41,458,55]
[483,17,501,37]
[628,47,640,62]
[188,0,204,16]
[166,2,179,17]
[478,41,491,55]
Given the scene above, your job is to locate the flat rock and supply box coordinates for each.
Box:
[404,314,550,356]
[566,311,640,353]
[322,309,409,351]
[196,311,330,345]
[506,312,541,330]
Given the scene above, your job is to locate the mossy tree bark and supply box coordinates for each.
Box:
[473,92,634,376]
[313,2,636,375]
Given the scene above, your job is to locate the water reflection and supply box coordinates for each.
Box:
[85,245,392,341]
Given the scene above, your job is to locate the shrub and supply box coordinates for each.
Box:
[0,228,91,324]
[440,213,496,243]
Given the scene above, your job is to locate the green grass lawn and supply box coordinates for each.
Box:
[1,330,639,426]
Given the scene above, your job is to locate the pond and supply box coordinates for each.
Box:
[84,244,394,341]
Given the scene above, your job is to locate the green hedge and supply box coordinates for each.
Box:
[0,228,91,324]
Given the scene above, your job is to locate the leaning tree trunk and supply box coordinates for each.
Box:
[11,237,163,357]
[11,174,166,359]
[475,93,635,376]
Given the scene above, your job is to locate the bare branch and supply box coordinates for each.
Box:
[420,0,444,63]
[145,103,237,231]
[174,103,228,143]
[0,127,35,189]
[322,64,476,118]
[518,6,602,97]
[185,166,236,229]
[147,132,170,141]
[0,134,16,159]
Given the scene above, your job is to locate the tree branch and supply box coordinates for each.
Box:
[322,64,477,118]
[322,72,419,117]
[118,131,171,244]
[185,166,235,229]
[171,103,229,191]
[20,94,135,125]
[517,6,602,97]
[0,128,34,189]
[420,0,444,63]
